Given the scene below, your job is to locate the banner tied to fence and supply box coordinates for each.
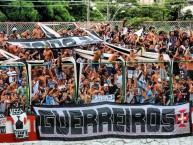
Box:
[33,102,190,140]
[91,94,115,103]
[0,113,6,134]
[10,108,28,139]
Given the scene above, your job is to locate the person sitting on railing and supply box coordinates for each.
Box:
[147,26,156,45]
[126,49,137,89]
[91,45,103,78]
[9,27,21,40]
[33,24,43,39]
[21,30,31,39]
[43,43,55,81]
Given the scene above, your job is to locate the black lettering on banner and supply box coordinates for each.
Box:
[82,109,97,134]
[52,111,69,135]
[62,38,77,46]
[38,110,55,134]
[97,107,112,132]
[49,40,62,48]
[162,109,175,132]
[69,110,83,134]
[147,108,160,132]
[33,103,190,140]
[31,42,44,48]
[79,36,92,44]
[20,43,31,48]
[112,108,125,132]
[125,109,131,132]
[131,108,145,133]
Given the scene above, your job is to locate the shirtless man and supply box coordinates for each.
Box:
[185,51,193,80]
[0,32,3,42]
[91,46,103,77]
[147,26,156,43]
[43,44,54,80]
[126,49,137,88]
[21,30,31,39]
[154,78,164,105]
[152,68,160,83]
[108,52,121,62]
[38,72,48,88]
[7,45,19,55]
[33,24,43,39]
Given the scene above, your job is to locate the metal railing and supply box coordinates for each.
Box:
[143,21,193,32]
[0,21,123,36]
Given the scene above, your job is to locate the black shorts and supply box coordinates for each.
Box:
[187,70,193,80]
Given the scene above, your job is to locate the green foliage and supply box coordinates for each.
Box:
[68,5,87,21]
[0,11,7,22]
[0,0,191,23]
[183,9,193,20]
[33,0,73,22]
[4,1,38,21]
[126,17,153,28]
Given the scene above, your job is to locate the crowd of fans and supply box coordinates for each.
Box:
[0,66,27,115]
[31,65,75,106]
[0,22,193,114]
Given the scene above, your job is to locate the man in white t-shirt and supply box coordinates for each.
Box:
[7,67,17,84]
[32,76,39,98]
[116,70,122,89]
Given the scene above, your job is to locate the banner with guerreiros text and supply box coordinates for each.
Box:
[33,102,191,140]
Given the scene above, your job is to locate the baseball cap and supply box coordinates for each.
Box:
[12,27,17,31]
[175,76,180,80]
[104,83,108,87]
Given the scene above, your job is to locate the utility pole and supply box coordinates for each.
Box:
[107,0,109,21]
[19,0,21,21]
[87,0,90,22]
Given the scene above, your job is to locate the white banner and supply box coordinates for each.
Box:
[91,94,115,103]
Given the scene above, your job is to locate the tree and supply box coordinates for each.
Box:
[0,11,7,22]
[126,17,153,28]
[183,9,193,20]
[33,0,74,22]
[164,0,187,20]
[4,1,38,21]
[68,4,87,21]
